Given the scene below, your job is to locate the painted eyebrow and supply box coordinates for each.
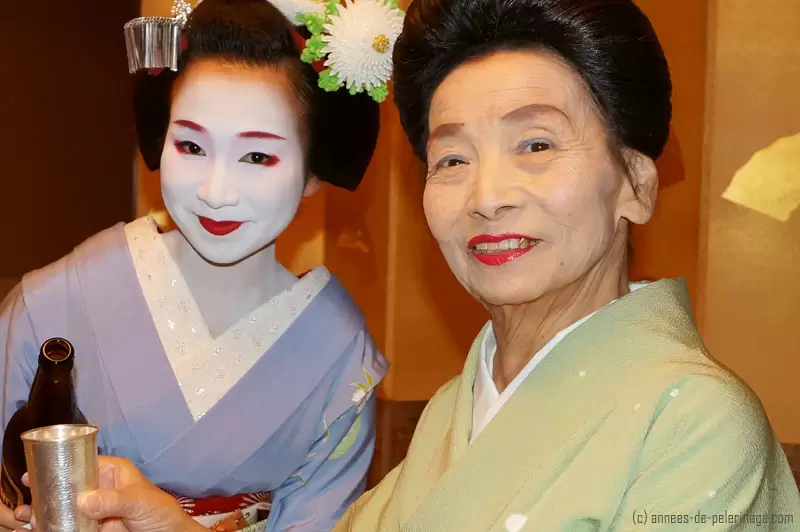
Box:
[428,122,465,144]
[173,119,206,132]
[500,103,569,123]
[428,104,568,144]
[237,131,285,140]
[172,121,286,141]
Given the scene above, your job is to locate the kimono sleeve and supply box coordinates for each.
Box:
[333,464,402,532]
[267,328,388,532]
[611,375,800,531]
[0,285,38,438]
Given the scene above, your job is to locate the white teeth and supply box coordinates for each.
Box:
[472,237,537,253]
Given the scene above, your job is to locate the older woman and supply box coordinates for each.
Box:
[26,0,799,531]
[334,0,799,529]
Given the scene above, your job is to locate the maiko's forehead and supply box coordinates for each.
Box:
[428,49,597,131]
[169,58,300,137]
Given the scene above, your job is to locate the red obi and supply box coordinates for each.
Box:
[165,490,272,532]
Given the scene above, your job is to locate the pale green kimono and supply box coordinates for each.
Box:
[335,279,800,531]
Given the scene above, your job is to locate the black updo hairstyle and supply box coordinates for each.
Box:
[392,0,672,167]
[133,0,380,191]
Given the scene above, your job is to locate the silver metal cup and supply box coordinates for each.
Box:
[22,425,99,532]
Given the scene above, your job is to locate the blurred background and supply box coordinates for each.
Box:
[1,0,797,484]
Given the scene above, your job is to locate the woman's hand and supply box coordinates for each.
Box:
[76,456,203,532]
[0,503,27,532]
[12,457,201,532]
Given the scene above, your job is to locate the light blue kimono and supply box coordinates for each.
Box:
[0,222,388,532]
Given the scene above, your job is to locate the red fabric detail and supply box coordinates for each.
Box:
[180,34,189,54]
[165,490,271,517]
[290,28,307,54]
[290,28,326,73]
[147,68,165,76]
[310,59,326,73]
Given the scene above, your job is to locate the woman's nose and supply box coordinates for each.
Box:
[467,164,522,220]
[196,164,239,209]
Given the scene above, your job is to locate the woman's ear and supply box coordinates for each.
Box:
[303,175,321,197]
[616,149,658,225]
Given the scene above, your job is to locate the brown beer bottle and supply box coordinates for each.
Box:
[0,338,87,507]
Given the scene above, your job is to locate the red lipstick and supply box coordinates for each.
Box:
[467,233,540,267]
[198,216,243,236]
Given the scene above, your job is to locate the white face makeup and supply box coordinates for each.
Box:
[423,50,655,307]
[160,59,309,265]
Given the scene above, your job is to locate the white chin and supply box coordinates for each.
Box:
[196,248,245,265]
[190,234,253,265]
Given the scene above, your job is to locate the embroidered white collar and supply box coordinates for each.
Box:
[124,217,330,420]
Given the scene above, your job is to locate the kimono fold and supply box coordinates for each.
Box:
[336,279,800,531]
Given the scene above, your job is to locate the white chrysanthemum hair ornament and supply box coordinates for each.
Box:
[298,0,405,103]
[124,0,405,103]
